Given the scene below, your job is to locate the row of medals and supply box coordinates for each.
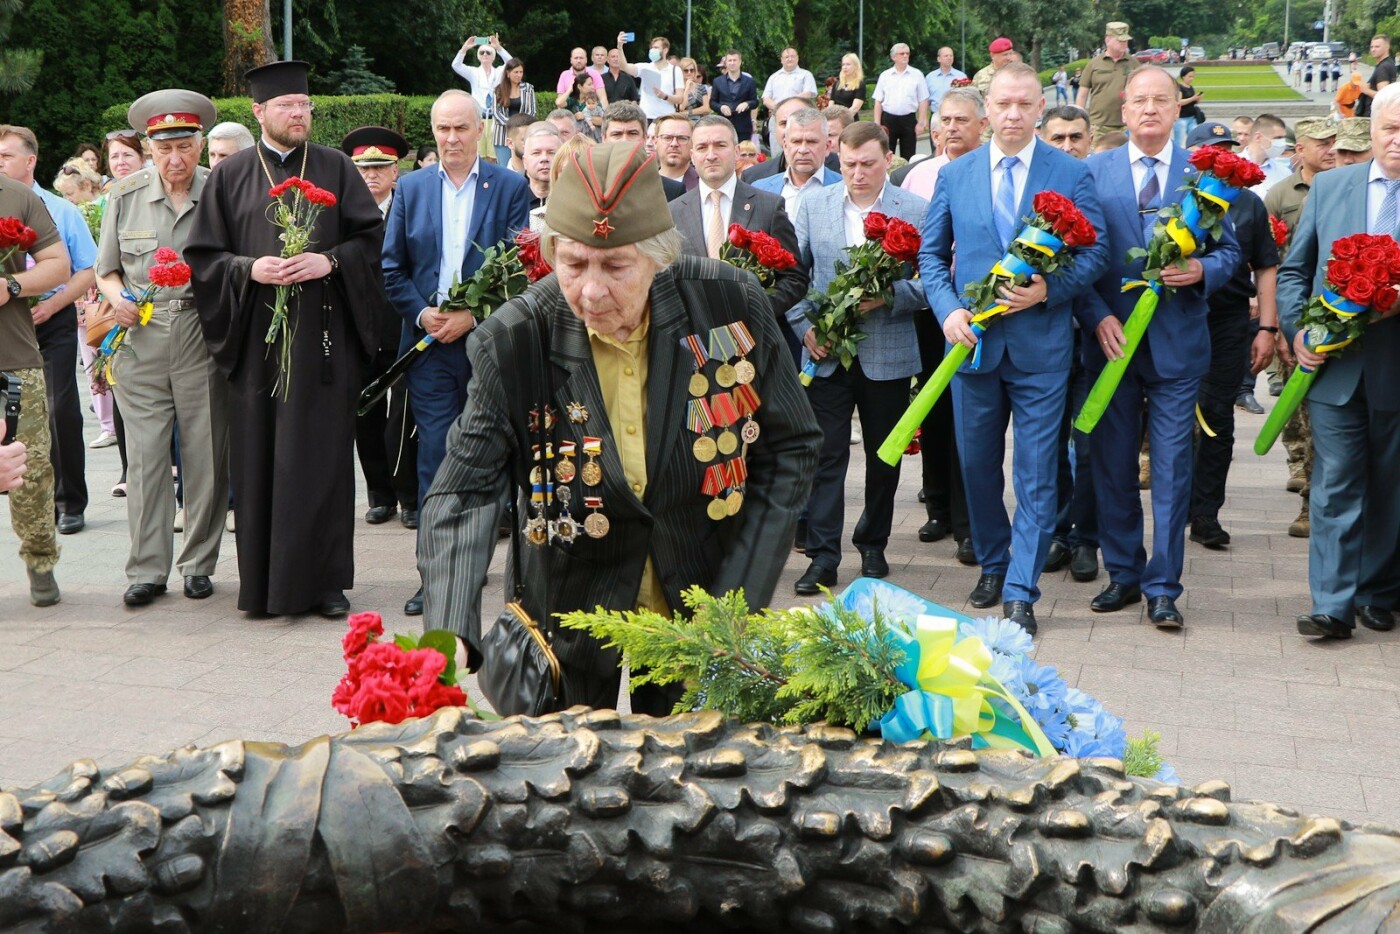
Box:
[526,401,605,546]
[691,355,758,521]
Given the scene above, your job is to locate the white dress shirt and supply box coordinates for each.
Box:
[779,169,827,222]
[988,137,1037,212]
[1127,141,1172,201]
[427,159,480,323]
[763,67,817,103]
[843,183,891,247]
[1366,160,1400,234]
[873,66,929,116]
[699,173,740,233]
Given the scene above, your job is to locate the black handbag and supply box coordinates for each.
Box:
[476,308,565,717]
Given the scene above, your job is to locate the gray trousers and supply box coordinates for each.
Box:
[111,303,228,584]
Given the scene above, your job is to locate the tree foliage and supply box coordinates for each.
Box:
[321,45,395,95]
[0,0,42,95]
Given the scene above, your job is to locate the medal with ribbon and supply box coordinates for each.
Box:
[583,494,610,538]
[708,326,739,388]
[581,437,603,486]
[554,483,579,544]
[702,463,729,521]
[733,383,761,445]
[680,334,710,397]
[555,440,578,484]
[724,456,748,516]
[727,321,757,385]
[710,391,741,456]
[687,398,717,462]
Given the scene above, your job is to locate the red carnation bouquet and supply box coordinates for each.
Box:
[1256,233,1400,454]
[1075,146,1265,434]
[800,211,922,385]
[1269,214,1289,250]
[721,223,797,290]
[332,613,468,727]
[0,216,38,267]
[877,190,1096,464]
[514,228,553,282]
[89,246,193,391]
[265,176,338,400]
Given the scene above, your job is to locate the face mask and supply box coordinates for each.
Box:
[1268,137,1287,159]
[648,48,663,63]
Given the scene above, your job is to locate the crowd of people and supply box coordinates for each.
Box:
[2,22,1398,710]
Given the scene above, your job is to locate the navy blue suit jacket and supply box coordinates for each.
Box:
[1078,144,1241,380]
[919,139,1110,374]
[382,160,531,354]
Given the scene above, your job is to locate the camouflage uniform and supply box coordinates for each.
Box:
[1278,358,1312,496]
[5,367,59,572]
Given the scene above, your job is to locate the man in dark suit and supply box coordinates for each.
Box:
[382,89,531,615]
[419,142,822,710]
[600,102,686,202]
[1080,67,1240,629]
[670,115,808,363]
[1279,89,1400,639]
[921,64,1110,635]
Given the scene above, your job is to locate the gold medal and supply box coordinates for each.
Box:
[526,516,549,545]
[725,491,744,516]
[688,371,709,397]
[555,515,579,544]
[692,434,718,462]
[734,359,756,385]
[584,511,610,538]
[706,498,729,521]
[555,458,576,484]
[741,420,761,445]
[529,466,544,484]
[582,460,603,486]
[716,429,739,456]
[715,363,737,388]
[566,401,590,424]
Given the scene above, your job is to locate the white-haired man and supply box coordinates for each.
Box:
[872,42,929,160]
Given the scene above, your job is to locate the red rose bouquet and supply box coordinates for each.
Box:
[1269,213,1289,250]
[1256,233,1400,453]
[800,212,922,385]
[88,247,193,391]
[878,190,1096,465]
[514,228,553,282]
[0,216,38,267]
[721,223,797,290]
[1075,146,1265,434]
[265,176,338,400]
[332,612,468,726]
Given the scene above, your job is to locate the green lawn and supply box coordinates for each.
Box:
[1184,65,1304,101]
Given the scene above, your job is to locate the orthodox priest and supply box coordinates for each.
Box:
[185,61,390,617]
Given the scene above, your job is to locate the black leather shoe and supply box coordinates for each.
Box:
[969,573,1005,609]
[1297,614,1352,640]
[1070,546,1099,582]
[123,582,167,607]
[1091,582,1142,613]
[1358,605,1396,632]
[1148,595,1184,629]
[1004,600,1037,636]
[793,518,808,554]
[1043,541,1071,573]
[404,588,424,616]
[319,591,351,617]
[400,508,419,530]
[858,547,889,579]
[955,538,977,566]
[183,575,213,599]
[1189,516,1231,549]
[918,518,948,543]
[57,513,85,535]
[917,489,927,503]
[794,562,837,596]
[365,505,397,524]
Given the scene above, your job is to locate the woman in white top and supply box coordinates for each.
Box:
[450,34,511,112]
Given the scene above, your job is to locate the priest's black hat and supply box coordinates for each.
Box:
[246,60,311,104]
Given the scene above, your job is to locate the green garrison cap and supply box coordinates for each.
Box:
[545,141,675,246]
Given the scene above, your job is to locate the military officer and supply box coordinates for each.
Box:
[1333,117,1373,165]
[94,90,230,606]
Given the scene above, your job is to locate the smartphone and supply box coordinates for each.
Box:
[1,372,20,445]
[474,36,491,47]
[623,32,636,43]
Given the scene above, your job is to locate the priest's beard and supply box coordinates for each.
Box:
[265,121,310,151]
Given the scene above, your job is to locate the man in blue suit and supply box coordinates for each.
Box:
[1279,88,1400,640]
[920,62,1110,635]
[383,89,531,615]
[786,120,929,594]
[1080,67,1240,629]
[750,106,843,224]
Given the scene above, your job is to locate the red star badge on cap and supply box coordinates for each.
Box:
[592,216,615,239]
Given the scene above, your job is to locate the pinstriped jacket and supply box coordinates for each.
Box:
[418,256,822,705]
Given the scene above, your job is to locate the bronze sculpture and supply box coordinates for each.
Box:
[3,706,1398,932]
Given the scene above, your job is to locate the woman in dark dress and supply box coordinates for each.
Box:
[830,53,865,116]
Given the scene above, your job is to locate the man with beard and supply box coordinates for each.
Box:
[185,61,390,617]
[653,114,699,190]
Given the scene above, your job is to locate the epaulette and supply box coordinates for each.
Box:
[108,167,155,198]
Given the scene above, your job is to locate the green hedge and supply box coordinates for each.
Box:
[100,93,438,155]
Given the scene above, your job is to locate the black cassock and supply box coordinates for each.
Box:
[186,141,389,614]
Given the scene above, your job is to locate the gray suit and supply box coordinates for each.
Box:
[1277,160,1400,622]
[419,257,822,707]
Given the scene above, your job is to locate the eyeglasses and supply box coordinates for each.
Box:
[106,129,138,141]
[268,100,316,114]
[659,134,691,145]
[1125,96,1175,109]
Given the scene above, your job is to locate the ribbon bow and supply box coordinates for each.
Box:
[968,226,1062,370]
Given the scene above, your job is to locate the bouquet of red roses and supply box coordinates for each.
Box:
[1075,146,1265,434]
[1269,214,1289,250]
[331,613,468,726]
[514,228,553,282]
[878,190,1096,465]
[1256,233,1400,454]
[800,211,921,385]
[265,176,338,400]
[721,223,797,290]
[0,216,38,266]
[89,247,192,390]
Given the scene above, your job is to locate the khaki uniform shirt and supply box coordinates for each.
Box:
[95,166,208,303]
[1081,53,1137,132]
[587,314,669,615]
[0,177,62,371]
[972,64,998,96]
[1263,170,1311,259]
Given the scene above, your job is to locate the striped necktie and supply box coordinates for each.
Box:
[1374,177,1400,236]
[994,155,1019,245]
[1138,156,1161,236]
[706,189,726,258]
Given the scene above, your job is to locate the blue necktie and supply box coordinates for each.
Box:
[1138,156,1161,237]
[995,155,1019,245]
[1374,177,1400,236]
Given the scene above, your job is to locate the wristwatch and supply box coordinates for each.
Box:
[1259,325,1279,334]
[5,278,20,300]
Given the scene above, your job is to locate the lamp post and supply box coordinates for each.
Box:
[283,0,292,59]
[686,0,692,58]
[858,0,864,70]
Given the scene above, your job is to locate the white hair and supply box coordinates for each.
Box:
[207,121,254,148]
[891,43,910,56]
[1375,82,1400,118]
[431,88,481,123]
[538,222,684,269]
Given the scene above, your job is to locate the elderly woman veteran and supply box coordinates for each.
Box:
[419,141,821,712]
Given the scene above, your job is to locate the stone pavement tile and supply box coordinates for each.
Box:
[1034,639,1137,671]
[76,684,222,721]
[1182,671,1288,706]
[1231,764,1367,813]
[1345,712,1400,751]
[1280,636,1389,666]
[13,649,135,679]
[1113,696,1230,730]
[0,708,119,745]
[0,644,54,672]
[1088,618,1189,648]
[189,664,307,698]
[1286,681,1400,717]
[0,739,126,790]
[269,647,346,675]
[37,628,219,661]
[186,638,302,670]
[1182,630,1282,658]
[1335,664,1400,692]
[1078,664,1182,699]
[1132,647,1234,676]
[1175,726,1295,768]
[1291,740,1400,780]
[1378,644,1400,669]
[1236,703,1351,743]
[276,705,352,739]
[1359,776,1400,826]
[1179,588,1235,611]
[95,655,221,690]
[189,726,313,748]
[1168,755,1238,791]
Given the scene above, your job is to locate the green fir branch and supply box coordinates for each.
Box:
[1123,730,1165,779]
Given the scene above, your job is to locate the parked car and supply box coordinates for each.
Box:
[1259,42,1281,59]
[1308,44,1334,61]
[1187,46,1207,61]
[1133,48,1172,63]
